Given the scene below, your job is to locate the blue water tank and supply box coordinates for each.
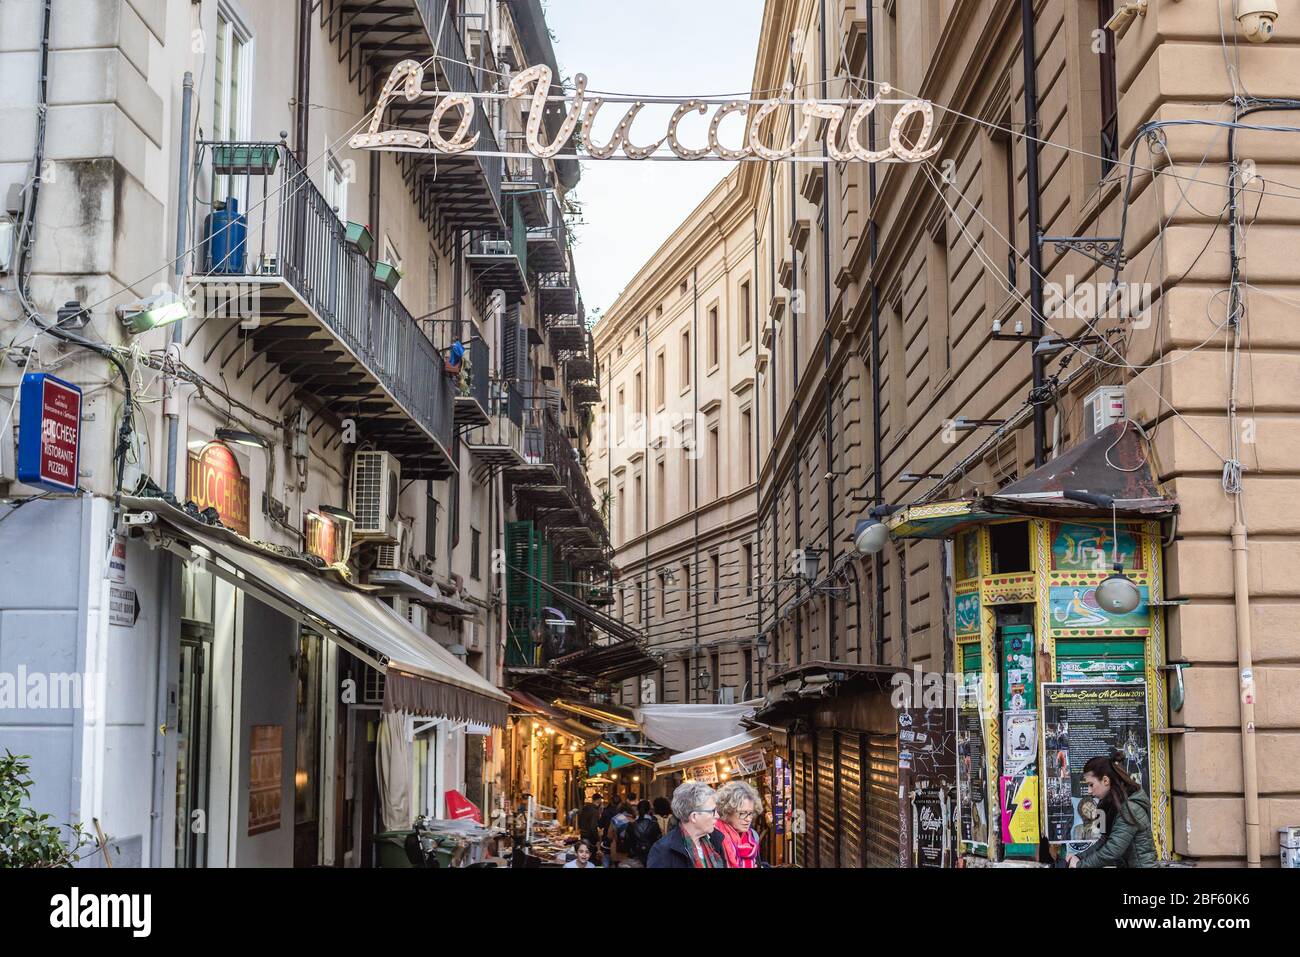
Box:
[203,196,247,274]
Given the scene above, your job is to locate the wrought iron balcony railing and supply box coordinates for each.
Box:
[190,140,455,478]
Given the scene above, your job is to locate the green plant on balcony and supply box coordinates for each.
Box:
[345,221,374,257]
[211,144,279,175]
[373,260,402,291]
[0,751,90,867]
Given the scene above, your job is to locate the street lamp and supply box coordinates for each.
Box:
[755,634,769,661]
[797,547,824,582]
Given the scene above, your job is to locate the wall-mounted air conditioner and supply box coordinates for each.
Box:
[374,521,410,570]
[350,450,401,542]
[1083,386,1126,437]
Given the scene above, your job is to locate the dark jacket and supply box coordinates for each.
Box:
[646,827,725,869]
[1077,789,1157,868]
[576,803,602,839]
[627,815,663,862]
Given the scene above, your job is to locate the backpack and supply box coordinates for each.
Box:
[627,817,659,859]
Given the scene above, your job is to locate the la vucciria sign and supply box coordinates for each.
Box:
[352,62,942,164]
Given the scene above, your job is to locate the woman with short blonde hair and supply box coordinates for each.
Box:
[711,779,764,868]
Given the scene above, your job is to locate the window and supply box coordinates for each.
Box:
[740,280,752,347]
[707,305,720,369]
[682,563,692,610]
[885,0,899,89]
[710,553,720,606]
[992,118,1017,285]
[708,424,720,500]
[615,484,625,545]
[740,408,753,485]
[383,236,403,297]
[470,528,481,580]
[214,5,252,199]
[655,458,666,526]
[324,148,348,222]
[634,472,644,537]
[743,647,753,696]
[710,649,720,694]
[1098,0,1119,176]
[680,447,693,514]
[928,223,951,378]
[743,543,754,596]
[425,482,439,560]
[636,582,644,623]
[680,659,690,702]
[448,470,461,550]
[634,371,643,414]
[658,571,668,617]
[680,329,692,389]
[617,388,625,442]
[655,350,665,408]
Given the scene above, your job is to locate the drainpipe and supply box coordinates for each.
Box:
[819,0,837,661]
[692,266,701,698]
[294,0,312,166]
[1231,517,1260,866]
[1019,0,1048,467]
[753,207,764,689]
[866,4,885,664]
[768,163,780,663]
[164,72,194,494]
[788,52,803,666]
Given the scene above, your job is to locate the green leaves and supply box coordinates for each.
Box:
[0,750,88,868]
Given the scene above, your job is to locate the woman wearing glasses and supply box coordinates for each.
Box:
[646,781,727,868]
[709,780,764,868]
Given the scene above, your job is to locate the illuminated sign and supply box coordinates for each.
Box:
[352,61,942,164]
[187,442,251,536]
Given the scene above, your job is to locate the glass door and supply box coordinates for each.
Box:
[175,621,213,867]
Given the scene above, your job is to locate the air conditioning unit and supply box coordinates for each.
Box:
[374,521,409,570]
[1083,386,1126,437]
[391,596,427,634]
[351,450,401,542]
[463,618,483,652]
[716,686,736,705]
[480,238,512,256]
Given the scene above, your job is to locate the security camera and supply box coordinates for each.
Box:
[1238,0,1278,43]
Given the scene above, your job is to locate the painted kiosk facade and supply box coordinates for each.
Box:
[887,424,1176,864]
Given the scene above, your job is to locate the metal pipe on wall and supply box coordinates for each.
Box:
[164,72,194,494]
[294,0,312,166]
[1019,0,1048,467]
[866,2,885,664]
[819,0,838,661]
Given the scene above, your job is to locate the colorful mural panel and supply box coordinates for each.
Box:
[1051,522,1143,572]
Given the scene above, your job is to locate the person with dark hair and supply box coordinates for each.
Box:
[626,800,663,866]
[652,795,676,836]
[1067,754,1156,868]
[563,840,597,868]
[577,792,603,849]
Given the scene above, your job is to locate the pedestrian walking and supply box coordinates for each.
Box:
[652,796,676,836]
[646,781,726,868]
[605,801,635,866]
[626,800,663,866]
[1066,754,1156,868]
[577,793,603,848]
[710,780,764,868]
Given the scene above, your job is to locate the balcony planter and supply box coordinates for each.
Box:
[373,260,401,291]
[212,144,279,175]
[345,221,374,257]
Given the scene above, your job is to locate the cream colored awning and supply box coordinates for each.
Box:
[654,729,769,775]
[127,498,507,726]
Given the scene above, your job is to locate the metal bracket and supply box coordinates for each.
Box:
[1038,233,1127,268]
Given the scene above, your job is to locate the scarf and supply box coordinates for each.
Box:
[713,819,760,868]
[683,827,725,868]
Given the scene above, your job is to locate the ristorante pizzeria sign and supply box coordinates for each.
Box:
[351,62,942,164]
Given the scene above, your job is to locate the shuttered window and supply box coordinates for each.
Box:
[794,738,814,868]
[816,730,837,868]
[865,732,900,867]
[838,732,864,868]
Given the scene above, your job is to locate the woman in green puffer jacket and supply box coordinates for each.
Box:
[1067,754,1157,868]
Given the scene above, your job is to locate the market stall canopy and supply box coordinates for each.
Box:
[654,729,769,776]
[752,662,905,728]
[633,702,760,753]
[586,742,656,777]
[551,699,640,730]
[548,639,659,682]
[506,689,604,748]
[888,422,1177,540]
[125,498,507,727]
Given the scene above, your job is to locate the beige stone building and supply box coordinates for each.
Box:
[592,0,1300,866]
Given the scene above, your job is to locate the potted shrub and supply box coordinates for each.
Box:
[373,260,401,291]
[0,751,89,866]
[345,221,373,256]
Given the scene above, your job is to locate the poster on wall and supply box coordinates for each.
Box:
[911,785,952,868]
[956,676,989,851]
[772,756,786,836]
[999,774,1040,845]
[1041,682,1151,845]
[248,724,283,836]
[1002,711,1038,773]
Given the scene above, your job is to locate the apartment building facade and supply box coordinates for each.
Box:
[592,0,1300,866]
[0,0,604,866]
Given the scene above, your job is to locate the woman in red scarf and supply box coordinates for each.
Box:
[710,780,764,868]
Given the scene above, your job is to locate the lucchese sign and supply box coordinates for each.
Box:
[351,62,942,164]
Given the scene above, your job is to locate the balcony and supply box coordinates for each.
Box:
[453,335,490,428]
[189,141,455,479]
[464,229,529,305]
[538,270,579,317]
[466,383,526,467]
[526,194,567,273]
[546,312,586,353]
[325,0,504,230]
[501,136,549,228]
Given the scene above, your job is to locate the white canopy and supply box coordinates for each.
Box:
[654,729,769,775]
[633,701,760,752]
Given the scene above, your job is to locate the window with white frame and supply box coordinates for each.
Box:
[213,4,253,200]
[323,148,349,221]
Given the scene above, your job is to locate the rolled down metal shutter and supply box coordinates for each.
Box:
[865,732,900,867]
[838,732,864,868]
[794,737,814,868]
[816,730,837,867]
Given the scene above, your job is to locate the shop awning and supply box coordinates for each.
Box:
[586,742,656,776]
[751,662,904,728]
[126,498,508,727]
[551,699,640,730]
[506,689,603,747]
[548,639,659,682]
[633,702,760,753]
[889,422,1177,540]
[654,729,769,776]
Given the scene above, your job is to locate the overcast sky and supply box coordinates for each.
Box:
[545,1,765,320]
